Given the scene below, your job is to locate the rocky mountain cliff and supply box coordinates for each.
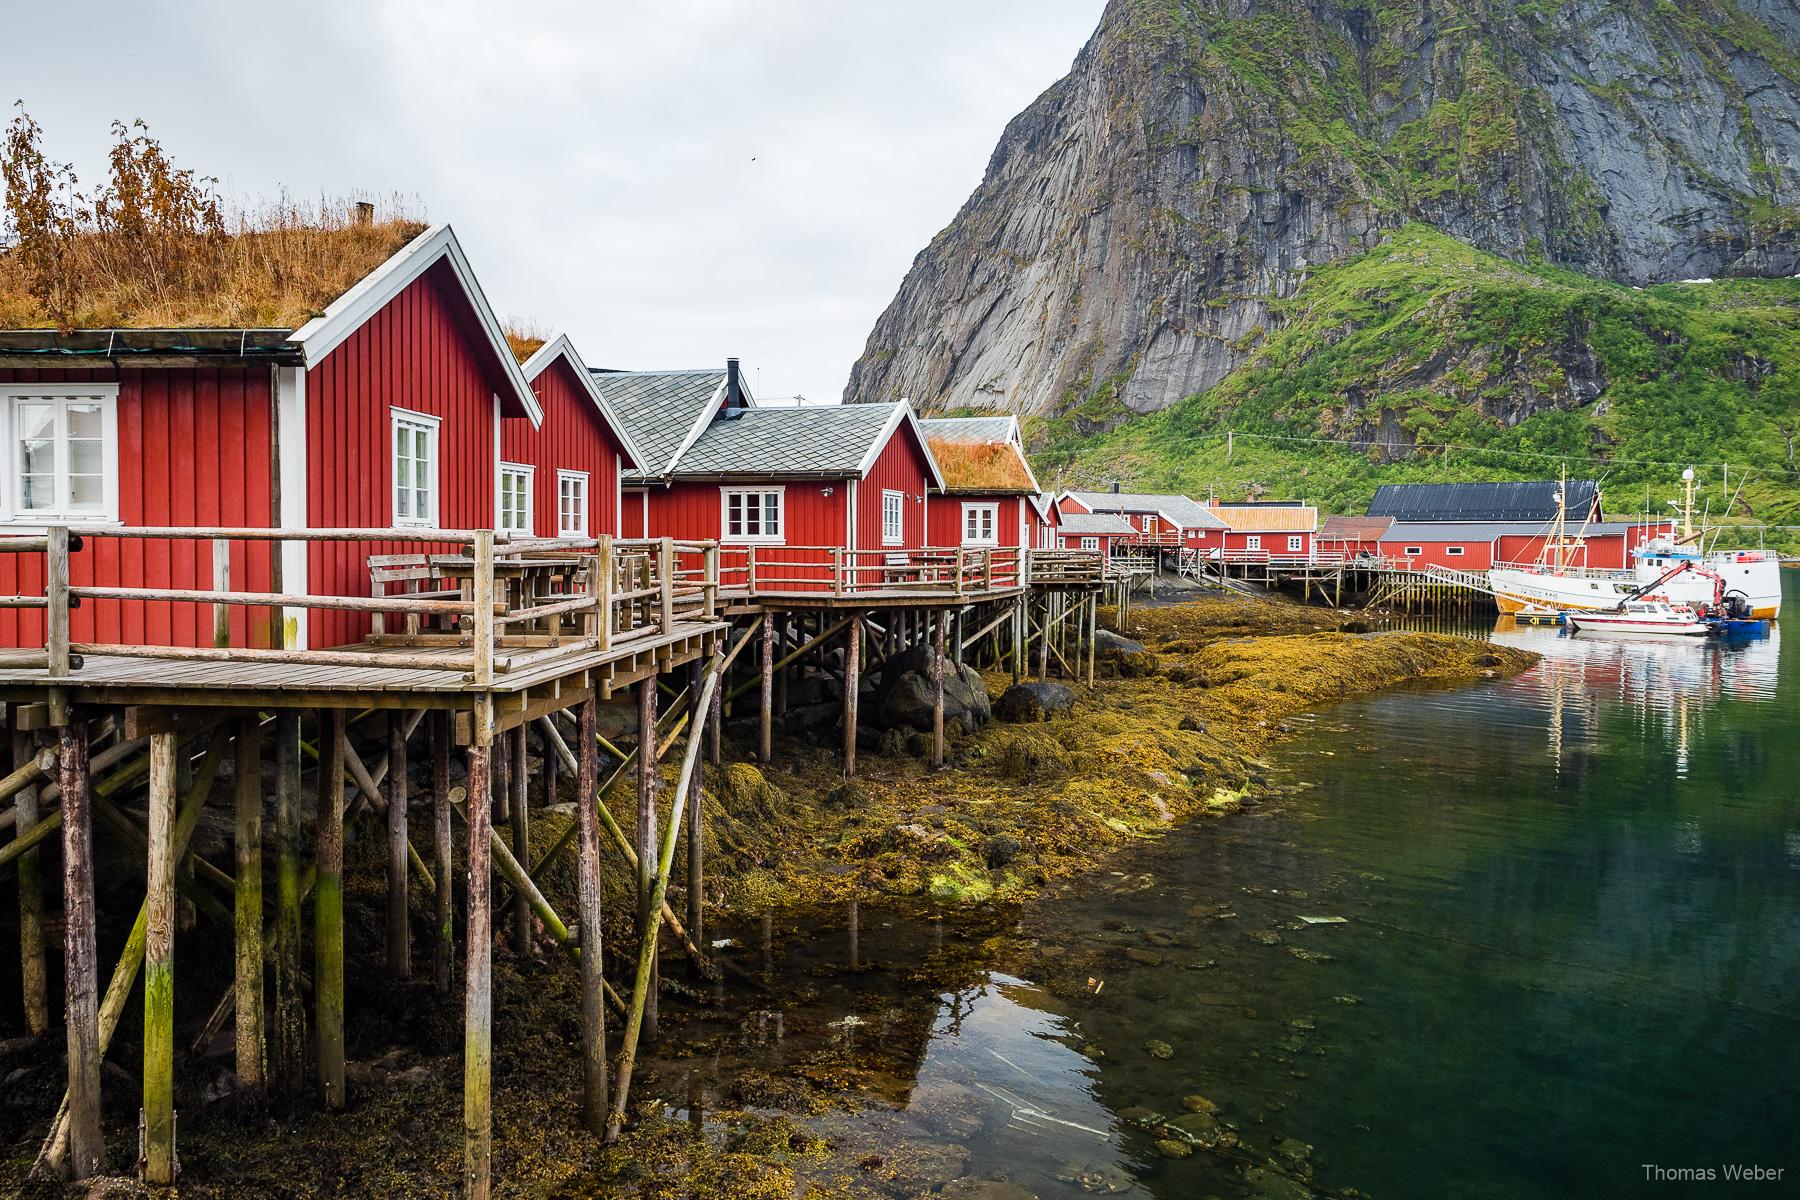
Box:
[844,0,1800,419]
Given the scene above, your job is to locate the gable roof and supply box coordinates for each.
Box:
[290,223,542,424]
[671,401,945,487]
[1367,480,1600,523]
[1206,504,1318,533]
[924,434,1040,495]
[593,368,729,482]
[1318,515,1394,542]
[1064,490,1228,531]
[920,414,1021,446]
[1059,512,1139,536]
[518,335,647,471]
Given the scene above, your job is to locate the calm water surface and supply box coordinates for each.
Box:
[680,576,1799,1199]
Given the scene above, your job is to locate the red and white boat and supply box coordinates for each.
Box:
[1565,600,1711,637]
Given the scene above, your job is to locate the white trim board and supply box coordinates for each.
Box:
[519,333,650,472]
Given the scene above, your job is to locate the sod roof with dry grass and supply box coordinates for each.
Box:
[926,437,1036,493]
[0,217,429,331]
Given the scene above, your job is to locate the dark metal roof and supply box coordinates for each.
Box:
[0,327,304,365]
[1367,480,1600,523]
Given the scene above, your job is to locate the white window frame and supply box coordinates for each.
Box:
[1287,535,1303,553]
[721,486,784,544]
[1446,545,1465,557]
[556,469,590,539]
[1405,545,1423,557]
[497,462,534,535]
[1080,536,1100,551]
[962,502,999,547]
[2,383,121,525]
[1245,534,1262,551]
[391,407,441,528]
[881,489,904,546]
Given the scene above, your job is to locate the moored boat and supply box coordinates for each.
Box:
[1565,601,1711,637]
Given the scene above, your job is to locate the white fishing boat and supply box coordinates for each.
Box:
[1565,601,1711,637]
[1490,469,1783,619]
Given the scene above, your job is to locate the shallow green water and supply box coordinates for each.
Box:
[687,577,1798,1199]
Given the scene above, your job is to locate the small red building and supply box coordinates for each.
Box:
[1316,515,1393,559]
[500,335,645,541]
[0,223,541,651]
[920,415,1039,550]
[1205,504,1317,559]
[1056,511,1138,553]
[1058,490,1226,550]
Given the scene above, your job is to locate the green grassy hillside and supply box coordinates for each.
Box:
[1038,226,1800,550]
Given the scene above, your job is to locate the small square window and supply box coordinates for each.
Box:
[498,463,534,535]
[4,387,121,522]
[722,487,783,542]
[557,470,589,538]
[962,503,998,546]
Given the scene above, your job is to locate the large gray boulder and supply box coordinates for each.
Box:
[994,681,1076,724]
[871,645,991,733]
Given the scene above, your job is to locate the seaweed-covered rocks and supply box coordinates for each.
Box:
[994,681,1075,723]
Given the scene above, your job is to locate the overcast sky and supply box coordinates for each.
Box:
[6,1,1101,404]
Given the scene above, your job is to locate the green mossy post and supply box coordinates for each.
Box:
[635,677,659,1042]
[931,609,947,770]
[387,711,411,979]
[1012,597,1025,684]
[463,701,494,1200]
[315,710,346,1111]
[58,716,103,1181]
[144,731,178,1185]
[13,721,49,1035]
[272,713,305,1098]
[432,712,455,994]
[233,716,266,1094]
[510,722,531,955]
[843,614,861,778]
[685,659,704,951]
[759,611,774,763]
[575,696,607,1133]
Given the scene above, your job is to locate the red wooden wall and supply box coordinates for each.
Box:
[501,356,624,539]
[645,478,848,545]
[1378,536,1494,569]
[305,263,505,647]
[857,422,933,551]
[926,494,1031,548]
[0,366,276,649]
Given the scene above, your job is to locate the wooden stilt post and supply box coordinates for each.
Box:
[233,716,265,1095]
[1012,598,1024,685]
[387,711,411,979]
[463,698,494,1200]
[272,713,305,1097]
[685,659,704,953]
[13,721,49,1035]
[1087,593,1098,687]
[315,710,346,1111]
[759,610,774,764]
[843,613,861,778]
[510,722,531,955]
[432,712,454,994]
[635,677,659,1042]
[60,717,104,1180]
[706,653,722,768]
[143,731,178,1185]
[1037,598,1050,681]
[931,608,946,770]
[575,696,607,1134]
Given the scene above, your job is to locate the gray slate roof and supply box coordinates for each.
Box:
[673,402,905,478]
[920,415,1018,445]
[1058,512,1139,536]
[1379,520,1644,542]
[591,369,725,480]
[1368,481,1600,523]
[1066,490,1228,530]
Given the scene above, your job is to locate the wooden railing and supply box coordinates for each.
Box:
[2,528,720,685]
[716,545,1026,598]
[1028,548,1106,585]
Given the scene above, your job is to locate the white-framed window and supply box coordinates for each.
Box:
[881,489,904,546]
[1080,536,1100,551]
[1287,535,1303,553]
[1446,545,1464,557]
[1141,514,1153,531]
[1246,534,1262,551]
[2,384,120,523]
[392,408,440,527]
[1404,545,1423,556]
[497,463,534,535]
[962,502,998,546]
[557,470,589,538]
[722,486,783,542]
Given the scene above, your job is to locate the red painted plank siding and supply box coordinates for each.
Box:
[0,366,275,649]
[927,493,1030,548]
[857,422,932,552]
[1223,530,1314,556]
[1377,537,1492,569]
[645,478,848,546]
[305,262,500,648]
[501,356,624,538]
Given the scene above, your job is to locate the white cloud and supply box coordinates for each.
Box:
[6,0,1100,402]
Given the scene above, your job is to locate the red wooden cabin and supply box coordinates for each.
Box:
[0,223,541,651]
[1056,511,1137,553]
[601,363,949,593]
[920,415,1039,551]
[499,335,645,542]
[1059,490,1226,550]
[1205,504,1317,559]
[1316,515,1393,559]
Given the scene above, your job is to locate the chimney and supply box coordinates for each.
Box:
[726,357,743,410]
[1111,480,1121,494]
[353,201,375,227]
